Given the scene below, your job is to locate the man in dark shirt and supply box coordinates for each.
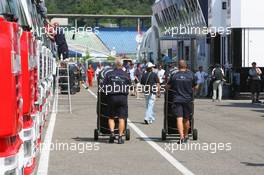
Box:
[103,57,131,144]
[54,22,69,60]
[141,62,160,124]
[167,59,197,144]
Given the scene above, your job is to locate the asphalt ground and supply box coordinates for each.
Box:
[38,86,264,175]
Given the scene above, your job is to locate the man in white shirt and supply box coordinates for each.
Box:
[129,63,136,96]
[157,64,165,84]
[195,66,208,97]
[129,63,135,81]
[95,63,104,80]
[212,64,225,102]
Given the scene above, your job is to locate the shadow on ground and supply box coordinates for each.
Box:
[136,137,182,143]
[218,103,264,109]
[241,162,264,167]
[72,137,109,143]
[130,121,148,125]
[251,109,264,113]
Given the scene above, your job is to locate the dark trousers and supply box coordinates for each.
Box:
[207,80,213,97]
[58,44,69,60]
[251,80,261,101]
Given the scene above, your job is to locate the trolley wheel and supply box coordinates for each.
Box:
[162,129,167,141]
[193,129,198,140]
[94,129,99,141]
[125,129,130,141]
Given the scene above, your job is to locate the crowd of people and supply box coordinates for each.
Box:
[62,57,263,144]
[47,19,262,145]
[92,58,195,144]
[72,58,263,106]
[48,22,262,106]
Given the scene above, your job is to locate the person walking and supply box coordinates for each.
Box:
[129,63,136,96]
[249,62,262,103]
[141,62,160,124]
[87,64,94,87]
[212,64,225,102]
[141,60,147,73]
[157,64,165,98]
[103,58,131,144]
[95,63,104,80]
[195,66,208,97]
[78,63,88,89]
[157,64,166,84]
[135,63,143,99]
[167,59,197,144]
[207,65,214,98]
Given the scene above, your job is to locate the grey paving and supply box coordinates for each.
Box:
[44,86,264,175]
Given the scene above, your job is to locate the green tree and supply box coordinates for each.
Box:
[45,0,155,15]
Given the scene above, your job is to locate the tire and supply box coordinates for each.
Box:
[162,129,167,141]
[94,129,99,141]
[125,129,130,141]
[76,87,80,92]
[193,129,198,140]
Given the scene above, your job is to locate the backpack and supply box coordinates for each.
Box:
[213,68,223,81]
[141,72,154,93]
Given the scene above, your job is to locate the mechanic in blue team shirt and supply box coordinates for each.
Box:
[103,57,131,144]
[167,59,198,144]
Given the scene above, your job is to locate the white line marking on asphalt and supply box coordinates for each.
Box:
[128,120,195,175]
[82,84,98,99]
[88,89,98,99]
[37,93,58,175]
[87,89,195,175]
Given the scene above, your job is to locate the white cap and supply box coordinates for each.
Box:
[146,62,155,68]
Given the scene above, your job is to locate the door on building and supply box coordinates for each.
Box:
[184,46,190,64]
[177,41,184,59]
[210,34,221,65]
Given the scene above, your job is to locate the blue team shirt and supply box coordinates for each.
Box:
[168,70,197,103]
[103,68,131,95]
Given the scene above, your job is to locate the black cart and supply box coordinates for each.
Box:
[94,68,130,141]
[161,89,198,141]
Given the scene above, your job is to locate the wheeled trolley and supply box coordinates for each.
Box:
[161,89,198,141]
[94,68,130,141]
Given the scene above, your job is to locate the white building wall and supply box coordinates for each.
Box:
[208,0,227,29]
[231,0,264,28]
[243,29,264,67]
[229,0,264,67]
[209,0,264,67]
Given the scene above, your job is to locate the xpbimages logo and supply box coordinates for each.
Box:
[164,142,232,154]
[33,26,100,37]
[98,84,166,95]
[164,25,232,37]
[40,141,100,154]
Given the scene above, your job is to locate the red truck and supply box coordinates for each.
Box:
[0,0,24,174]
